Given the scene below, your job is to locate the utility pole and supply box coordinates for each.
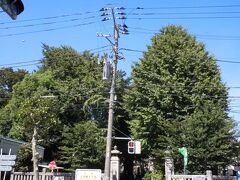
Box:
[98,7,128,180]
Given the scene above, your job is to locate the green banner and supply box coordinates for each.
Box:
[178,147,188,167]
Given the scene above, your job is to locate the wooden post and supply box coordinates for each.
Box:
[206,170,213,180]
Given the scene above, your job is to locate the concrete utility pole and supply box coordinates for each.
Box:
[104,8,119,180]
[98,7,128,180]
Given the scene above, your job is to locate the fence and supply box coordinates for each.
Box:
[10,172,74,180]
[171,171,237,180]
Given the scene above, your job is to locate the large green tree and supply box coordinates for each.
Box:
[0,68,28,135]
[0,67,27,108]
[40,45,110,127]
[59,121,106,171]
[6,71,61,179]
[124,25,236,174]
[0,44,130,172]
[39,45,130,171]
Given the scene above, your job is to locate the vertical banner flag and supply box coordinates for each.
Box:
[178,147,188,167]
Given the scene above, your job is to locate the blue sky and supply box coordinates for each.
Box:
[0,0,239,123]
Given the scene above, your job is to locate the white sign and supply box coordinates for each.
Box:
[53,176,64,180]
[75,169,102,180]
[0,155,16,160]
[0,166,12,171]
[192,175,205,180]
[135,141,141,154]
[0,161,15,166]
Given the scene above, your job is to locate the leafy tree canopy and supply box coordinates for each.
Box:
[59,121,106,171]
[0,67,27,108]
[7,70,61,146]
[124,25,236,174]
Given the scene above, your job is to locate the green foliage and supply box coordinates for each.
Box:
[15,143,33,172]
[142,170,164,180]
[179,102,235,173]
[0,107,13,136]
[124,25,236,173]
[0,44,129,171]
[0,67,27,108]
[59,121,106,171]
[6,71,62,146]
[40,45,110,126]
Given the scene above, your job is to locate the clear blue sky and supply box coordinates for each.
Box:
[0,0,239,123]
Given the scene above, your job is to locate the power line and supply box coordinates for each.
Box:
[9,63,41,68]
[0,10,98,25]
[127,11,240,16]
[216,59,240,64]
[127,27,240,41]
[113,126,131,139]
[129,30,240,41]
[121,48,240,64]
[0,21,97,37]
[132,4,240,10]
[0,16,97,30]
[0,45,111,68]
[128,16,240,20]
[0,59,40,67]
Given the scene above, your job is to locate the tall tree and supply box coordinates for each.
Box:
[124,25,236,174]
[0,44,130,172]
[6,71,61,179]
[59,121,106,171]
[39,45,131,170]
[40,45,110,127]
[0,67,27,108]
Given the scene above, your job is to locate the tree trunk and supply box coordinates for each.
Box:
[32,126,39,180]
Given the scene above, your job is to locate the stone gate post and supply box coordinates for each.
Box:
[165,150,174,180]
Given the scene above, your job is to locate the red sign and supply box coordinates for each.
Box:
[48,161,56,171]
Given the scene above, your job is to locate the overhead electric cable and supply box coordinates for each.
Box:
[216,59,240,63]
[126,27,240,41]
[0,21,97,37]
[113,126,131,139]
[0,10,98,25]
[134,4,240,10]
[0,16,96,30]
[0,45,112,68]
[121,48,240,64]
[127,11,240,16]
[0,59,40,67]
[128,16,240,20]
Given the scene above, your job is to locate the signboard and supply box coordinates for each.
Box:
[192,175,205,180]
[135,141,141,154]
[0,154,16,171]
[0,155,16,160]
[0,161,15,166]
[53,176,64,180]
[75,169,102,180]
[0,166,12,171]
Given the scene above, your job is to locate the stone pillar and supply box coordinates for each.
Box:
[110,146,121,180]
[206,170,213,180]
[165,150,174,180]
